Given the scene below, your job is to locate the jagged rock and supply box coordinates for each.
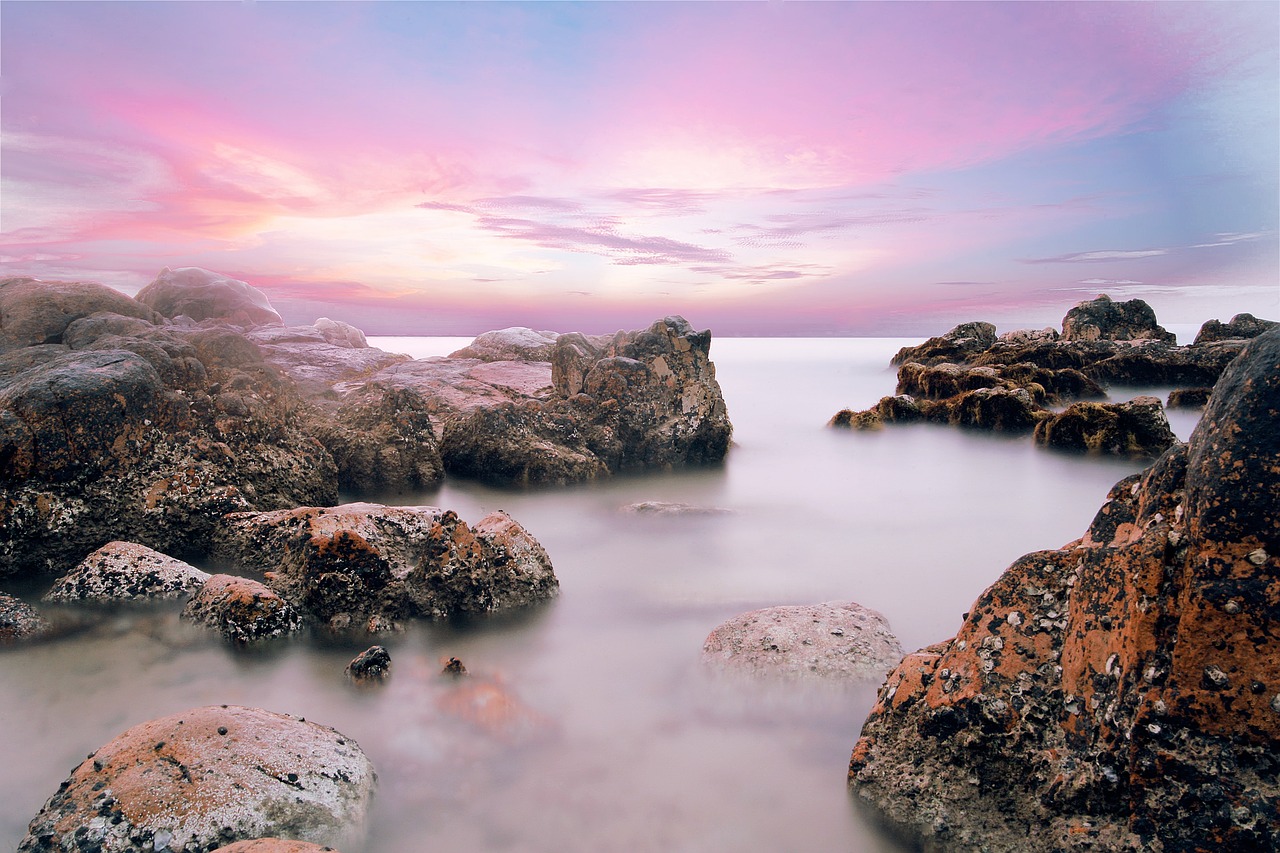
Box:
[182,575,305,643]
[213,503,558,626]
[896,362,1003,400]
[943,387,1045,433]
[211,842,342,853]
[1193,312,1277,345]
[0,278,162,354]
[891,321,998,366]
[345,645,391,683]
[305,383,442,493]
[136,267,283,327]
[998,327,1060,345]
[1167,387,1213,409]
[18,705,374,852]
[829,395,924,430]
[848,328,1280,852]
[1060,294,1175,343]
[0,591,50,642]
[448,327,560,362]
[43,541,209,603]
[441,317,731,485]
[702,601,903,680]
[1033,396,1177,456]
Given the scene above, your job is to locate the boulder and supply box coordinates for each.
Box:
[702,601,904,680]
[1167,387,1213,409]
[358,356,554,432]
[213,503,558,626]
[135,267,283,327]
[313,317,367,349]
[182,575,305,643]
[1193,312,1277,345]
[891,322,998,367]
[942,387,1045,433]
[0,591,50,642]
[212,842,342,853]
[847,328,1280,851]
[895,362,1003,400]
[1060,294,1176,343]
[448,327,560,362]
[43,541,210,603]
[829,395,924,431]
[345,646,391,684]
[246,327,408,399]
[19,705,374,852]
[1033,396,1177,456]
[0,278,162,354]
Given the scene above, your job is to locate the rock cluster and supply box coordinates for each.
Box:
[833,295,1269,457]
[19,705,375,853]
[847,328,1280,851]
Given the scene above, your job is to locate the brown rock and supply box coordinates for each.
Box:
[1033,396,1177,456]
[890,322,998,366]
[19,705,374,852]
[345,645,391,684]
[135,267,283,327]
[0,278,161,354]
[448,327,560,361]
[306,383,442,494]
[1192,312,1277,345]
[1060,294,1175,343]
[1167,387,1213,409]
[182,575,304,643]
[0,591,50,642]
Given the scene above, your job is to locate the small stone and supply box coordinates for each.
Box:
[345,646,392,684]
[442,656,468,677]
[1203,665,1231,690]
[1271,695,1280,713]
[1247,548,1268,566]
[1224,600,1241,614]
[217,727,228,736]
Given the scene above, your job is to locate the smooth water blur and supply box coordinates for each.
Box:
[0,338,1183,852]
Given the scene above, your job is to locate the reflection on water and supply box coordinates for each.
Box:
[0,338,1178,851]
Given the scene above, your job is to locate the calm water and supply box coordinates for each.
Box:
[0,336,1200,851]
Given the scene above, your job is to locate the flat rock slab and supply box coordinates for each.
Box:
[211,841,342,852]
[43,541,210,603]
[702,601,904,680]
[19,705,375,853]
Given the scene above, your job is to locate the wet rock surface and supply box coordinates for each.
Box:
[213,503,558,627]
[448,327,560,362]
[1059,293,1175,342]
[0,591,50,642]
[848,328,1280,852]
[182,575,305,644]
[19,705,374,853]
[210,842,341,853]
[43,541,210,603]
[345,645,391,684]
[703,601,904,680]
[1033,396,1178,457]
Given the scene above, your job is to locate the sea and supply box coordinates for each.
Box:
[0,332,1205,851]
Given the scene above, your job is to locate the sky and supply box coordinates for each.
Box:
[2,1,1277,336]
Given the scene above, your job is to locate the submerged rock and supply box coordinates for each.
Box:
[0,591,50,642]
[620,501,734,516]
[702,601,903,680]
[19,705,375,852]
[1167,387,1213,409]
[1033,396,1177,457]
[214,503,558,626]
[345,645,391,684]
[848,328,1280,851]
[182,575,305,643]
[43,541,210,603]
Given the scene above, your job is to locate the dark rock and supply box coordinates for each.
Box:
[829,395,925,430]
[0,278,161,354]
[213,503,558,627]
[1060,294,1175,343]
[43,541,210,603]
[848,329,1280,852]
[442,656,468,676]
[702,601,904,679]
[1033,396,1177,456]
[345,645,391,683]
[1193,312,1277,345]
[891,322,997,366]
[18,705,374,852]
[0,591,50,642]
[895,362,1002,400]
[181,575,305,643]
[448,327,560,362]
[1167,387,1213,409]
[944,387,1045,433]
[135,267,283,327]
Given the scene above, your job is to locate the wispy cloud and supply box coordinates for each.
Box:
[1190,231,1269,249]
[1023,248,1168,264]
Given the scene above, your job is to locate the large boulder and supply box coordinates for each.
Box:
[448,327,560,362]
[891,322,998,367]
[702,601,903,680]
[19,705,375,852]
[246,326,408,399]
[848,329,1280,851]
[182,574,305,643]
[135,267,283,327]
[0,278,162,354]
[1033,396,1177,457]
[1193,312,1277,345]
[1060,294,1176,343]
[43,541,210,603]
[213,503,558,627]
[211,842,344,853]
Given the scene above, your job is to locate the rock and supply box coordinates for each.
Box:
[942,387,1044,433]
[435,674,550,740]
[359,357,554,431]
[847,328,1280,851]
[313,318,367,349]
[620,501,734,516]
[0,591,50,642]
[998,327,1060,345]
[211,842,342,853]
[448,327,560,362]
[895,362,1003,400]
[702,601,903,679]
[891,322,998,367]
[43,541,210,603]
[135,267,283,327]
[304,383,443,494]
[213,503,558,626]
[19,705,374,852]
[442,656,468,676]
[0,277,162,354]
[247,327,408,399]
[442,316,732,485]
[1033,396,1177,456]
[182,575,305,643]
[1167,387,1213,409]
[345,646,391,683]
[829,395,925,430]
[1193,312,1277,345]
[1060,294,1176,343]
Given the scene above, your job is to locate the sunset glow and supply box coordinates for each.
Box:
[2,1,1276,334]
